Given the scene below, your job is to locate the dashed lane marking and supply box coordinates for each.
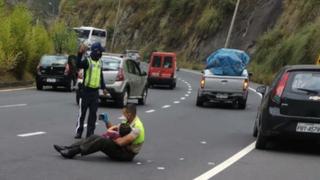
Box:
[0,104,27,109]
[145,109,155,113]
[157,167,166,170]
[162,105,171,109]
[180,97,186,100]
[17,131,46,137]
[174,101,180,104]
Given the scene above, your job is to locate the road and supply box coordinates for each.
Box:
[1,70,320,180]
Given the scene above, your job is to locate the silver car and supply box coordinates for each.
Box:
[76,54,148,107]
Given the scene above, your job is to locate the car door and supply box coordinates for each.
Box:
[132,61,146,96]
[126,60,140,96]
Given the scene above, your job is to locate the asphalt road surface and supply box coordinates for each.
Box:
[1,70,320,180]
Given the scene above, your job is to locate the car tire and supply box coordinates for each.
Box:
[196,96,204,107]
[256,130,268,150]
[238,99,247,109]
[36,82,43,90]
[138,88,148,105]
[253,121,258,137]
[66,79,75,92]
[117,88,129,108]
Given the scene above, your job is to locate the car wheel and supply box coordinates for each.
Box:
[66,79,75,92]
[170,82,176,89]
[117,88,129,108]
[256,130,268,150]
[253,121,258,137]
[196,95,204,107]
[36,82,43,90]
[138,88,148,105]
[238,99,247,109]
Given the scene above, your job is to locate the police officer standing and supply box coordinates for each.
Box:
[75,42,107,139]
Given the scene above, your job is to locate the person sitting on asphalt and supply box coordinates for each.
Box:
[53,104,145,161]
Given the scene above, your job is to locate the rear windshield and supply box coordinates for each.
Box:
[74,29,90,39]
[92,30,106,37]
[152,56,162,67]
[163,56,173,68]
[40,56,67,66]
[290,72,320,94]
[101,57,121,71]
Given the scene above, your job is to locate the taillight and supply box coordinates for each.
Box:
[116,68,125,81]
[200,76,205,89]
[64,64,70,75]
[272,72,290,104]
[243,79,249,91]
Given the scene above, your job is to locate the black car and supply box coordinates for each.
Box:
[36,55,77,91]
[253,65,320,149]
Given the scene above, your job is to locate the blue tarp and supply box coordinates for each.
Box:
[206,48,250,76]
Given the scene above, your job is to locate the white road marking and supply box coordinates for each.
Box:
[146,109,155,113]
[194,142,256,180]
[249,87,262,98]
[0,104,27,109]
[179,157,185,161]
[147,160,153,163]
[157,167,166,170]
[0,87,35,92]
[174,101,180,104]
[188,91,192,94]
[17,131,46,137]
[208,162,215,166]
[162,105,171,109]
[181,97,186,100]
[200,141,207,145]
[136,162,142,165]
[185,94,189,97]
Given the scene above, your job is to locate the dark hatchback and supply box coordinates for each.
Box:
[36,55,76,91]
[253,65,320,149]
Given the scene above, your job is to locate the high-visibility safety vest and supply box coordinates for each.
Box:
[132,117,145,145]
[84,58,102,88]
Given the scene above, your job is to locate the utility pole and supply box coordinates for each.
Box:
[224,0,240,48]
[111,0,121,52]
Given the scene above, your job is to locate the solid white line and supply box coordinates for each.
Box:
[162,105,171,109]
[249,87,262,98]
[194,142,256,180]
[0,104,27,109]
[17,131,46,137]
[145,109,155,113]
[0,87,35,92]
[174,101,180,104]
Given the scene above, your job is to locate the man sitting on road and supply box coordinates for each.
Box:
[53,104,145,161]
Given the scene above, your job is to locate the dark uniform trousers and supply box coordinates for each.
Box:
[71,135,135,161]
[76,90,99,137]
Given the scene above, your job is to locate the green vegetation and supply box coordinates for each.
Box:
[250,0,320,84]
[0,1,77,83]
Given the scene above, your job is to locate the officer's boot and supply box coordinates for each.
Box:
[59,147,81,159]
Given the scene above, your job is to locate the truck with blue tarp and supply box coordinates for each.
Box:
[196,48,251,109]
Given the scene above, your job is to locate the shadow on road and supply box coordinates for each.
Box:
[266,139,320,156]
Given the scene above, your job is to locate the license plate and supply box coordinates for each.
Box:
[47,78,56,83]
[151,72,160,77]
[296,123,320,133]
[216,94,228,99]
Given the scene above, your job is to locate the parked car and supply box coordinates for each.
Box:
[253,65,320,149]
[75,54,148,107]
[147,52,177,89]
[36,55,77,91]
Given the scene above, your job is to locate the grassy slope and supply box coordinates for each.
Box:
[250,0,320,84]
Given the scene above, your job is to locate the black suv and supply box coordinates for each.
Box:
[253,65,320,149]
[36,55,77,91]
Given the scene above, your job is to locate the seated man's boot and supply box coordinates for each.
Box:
[53,144,70,152]
[60,147,81,159]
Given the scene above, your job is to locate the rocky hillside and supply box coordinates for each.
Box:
[59,0,281,61]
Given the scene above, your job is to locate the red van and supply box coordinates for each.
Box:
[148,52,177,89]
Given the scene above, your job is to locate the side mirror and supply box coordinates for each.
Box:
[249,72,253,77]
[141,71,147,76]
[201,70,204,74]
[256,86,266,95]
